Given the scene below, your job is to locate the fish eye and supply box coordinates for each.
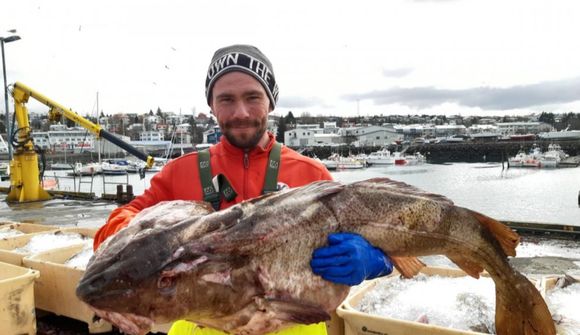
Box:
[157,274,177,295]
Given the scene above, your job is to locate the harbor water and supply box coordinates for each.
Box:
[331,162,580,227]
[1,162,579,227]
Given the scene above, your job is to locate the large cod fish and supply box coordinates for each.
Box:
[77,178,555,335]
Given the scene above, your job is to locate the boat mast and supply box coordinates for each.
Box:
[96,91,101,164]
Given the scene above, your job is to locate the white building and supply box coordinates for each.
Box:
[284,126,321,147]
[339,126,400,147]
[140,131,164,141]
[285,125,399,147]
[495,122,551,135]
[32,126,96,151]
[434,124,466,136]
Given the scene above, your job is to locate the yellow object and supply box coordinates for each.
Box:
[6,84,51,202]
[0,261,40,335]
[6,82,155,202]
[22,241,112,333]
[168,320,328,335]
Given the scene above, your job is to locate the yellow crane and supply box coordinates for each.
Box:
[7,82,154,202]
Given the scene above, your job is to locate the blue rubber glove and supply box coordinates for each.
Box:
[310,232,393,286]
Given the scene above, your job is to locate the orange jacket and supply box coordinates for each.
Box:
[93,133,332,249]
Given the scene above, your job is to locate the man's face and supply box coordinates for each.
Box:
[210,72,271,149]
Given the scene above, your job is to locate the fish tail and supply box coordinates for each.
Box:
[495,272,555,335]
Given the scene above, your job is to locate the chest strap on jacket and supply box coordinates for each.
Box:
[197,149,221,211]
[262,142,281,194]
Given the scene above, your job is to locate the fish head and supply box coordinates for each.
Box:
[77,203,241,321]
[77,225,185,318]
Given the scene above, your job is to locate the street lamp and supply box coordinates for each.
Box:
[1,33,21,160]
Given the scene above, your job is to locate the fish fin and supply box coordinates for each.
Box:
[447,254,484,279]
[248,180,343,206]
[495,275,556,335]
[266,298,331,324]
[390,256,425,278]
[470,210,519,257]
[352,178,454,206]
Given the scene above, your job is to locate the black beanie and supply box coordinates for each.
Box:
[205,44,278,109]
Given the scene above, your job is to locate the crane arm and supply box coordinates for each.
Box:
[12,82,154,168]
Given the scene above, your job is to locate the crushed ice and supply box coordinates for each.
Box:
[356,274,496,334]
[515,239,580,259]
[0,226,25,238]
[64,245,94,269]
[546,282,580,335]
[12,232,89,254]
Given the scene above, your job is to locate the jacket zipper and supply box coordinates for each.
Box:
[243,151,249,198]
[243,151,249,169]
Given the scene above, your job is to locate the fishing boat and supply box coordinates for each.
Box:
[539,144,569,168]
[509,146,544,168]
[393,152,407,165]
[403,152,426,165]
[321,153,365,170]
[366,148,394,165]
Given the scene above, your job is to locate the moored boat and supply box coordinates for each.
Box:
[68,162,102,176]
[101,160,129,175]
[509,144,569,168]
[366,148,394,165]
[321,153,366,170]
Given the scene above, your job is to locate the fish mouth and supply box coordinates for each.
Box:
[76,275,135,306]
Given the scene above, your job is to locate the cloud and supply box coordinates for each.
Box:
[343,76,580,110]
[382,67,413,78]
[410,0,458,2]
[277,96,326,109]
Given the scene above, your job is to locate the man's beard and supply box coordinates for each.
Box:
[220,118,268,149]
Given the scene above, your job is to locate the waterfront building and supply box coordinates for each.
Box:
[285,125,399,147]
[339,126,400,147]
[140,131,164,141]
[32,125,96,152]
[495,122,551,135]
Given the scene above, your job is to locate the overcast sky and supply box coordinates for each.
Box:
[2,0,580,119]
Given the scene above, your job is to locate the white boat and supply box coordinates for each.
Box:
[393,152,407,165]
[508,151,529,167]
[101,160,129,175]
[539,144,568,168]
[126,160,146,173]
[321,154,365,170]
[539,154,558,168]
[68,162,102,176]
[403,152,426,165]
[538,129,580,140]
[508,146,543,168]
[392,152,426,165]
[366,148,394,165]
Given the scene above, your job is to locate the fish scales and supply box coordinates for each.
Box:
[77,178,555,335]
